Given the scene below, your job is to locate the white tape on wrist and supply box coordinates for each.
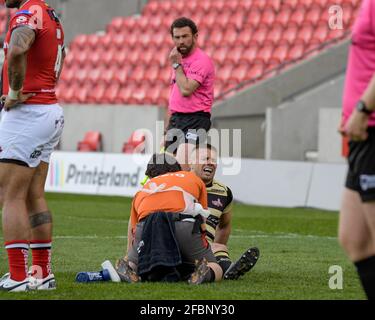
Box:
[8,88,21,100]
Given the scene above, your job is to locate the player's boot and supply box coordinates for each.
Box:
[0,272,10,286]
[224,247,260,280]
[0,274,30,292]
[28,273,56,290]
[114,258,139,283]
[188,258,211,285]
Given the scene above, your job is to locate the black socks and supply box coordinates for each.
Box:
[355,255,375,300]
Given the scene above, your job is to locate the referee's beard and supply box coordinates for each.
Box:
[177,41,195,57]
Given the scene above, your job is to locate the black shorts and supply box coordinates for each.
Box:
[128,220,216,268]
[164,111,211,154]
[345,127,375,202]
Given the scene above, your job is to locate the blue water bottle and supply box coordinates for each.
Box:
[75,269,111,283]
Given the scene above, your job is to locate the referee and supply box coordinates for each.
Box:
[339,0,375,300]
[165,17,215,170]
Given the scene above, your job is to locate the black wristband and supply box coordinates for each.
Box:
[356,100,374,115]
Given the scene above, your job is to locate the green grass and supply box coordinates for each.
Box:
[0,193,365,300]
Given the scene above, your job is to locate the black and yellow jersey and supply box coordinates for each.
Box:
[205,180,233,243]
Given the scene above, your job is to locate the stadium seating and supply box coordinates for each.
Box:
[122,130,146,154]
[54,0,362,105]
[77,131,103,152]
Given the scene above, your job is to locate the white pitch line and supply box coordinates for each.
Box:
[0,233,337,241]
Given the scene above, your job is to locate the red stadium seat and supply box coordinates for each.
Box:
[251,26,268,46]
[97,67,115,85]
[283,0,300,11]
[101,49,116,67]
[244,8,261,29]
[275,7,292,28]
[97,34,113,51]
[107,17,125,34]
[201,12,217,29]
[212,47,229,67]
[158,67,171,85]
[300,0,316,10]
[146,85,163,105]
[159,1,172,14]
[216,11,231,28]
[142,1,159,16]
[210,0,225,13]
[226,46,244,66]
[77,131,103,152]
[261,8,276,26]
[237,0,253,13]
[150,47,170,67]
[103,83,121,104]
[70,34,89,51]
[306,38,322,52]
[86,83,106,104]
[122,130,146,154]
[265,25,283,46]
[129,65,146,85]
[239,46,259,65]
[312,23,329,43]
[287,44,305,61]
[248,62,265,80]
[290,6,306,25]
[87,67,104,85]
[116,85,132,104]
[111,48,129,67]
[131,85,148,105]
[281,25,298,45]
[208,30,225,47]
[171,1,185,15]
[217,64,233,82]
[270,43,289,64]
[234,29,253,47]
[305,5,322,26]
[229,64,250,84]
[224,11,243,31]
[157,87,170,106]
[144,64,161,85]
[256,44,274,65]
[315,0,329,9]
[264,0,282,12]
[113,66,131,85]
[223,27,239,44]
[223,0,240,13]
[59,66,76,84]
[327,28,346,41]
[124,47,141,66]
[86,35,100,50]
[139,47,156,66]
[73,67,90,85]
[297,24,314,45]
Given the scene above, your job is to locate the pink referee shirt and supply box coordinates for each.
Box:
[169,47,215,114]
[343,0,375,127]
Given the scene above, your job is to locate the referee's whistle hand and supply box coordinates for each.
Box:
[1,93,36,111]
[169,47,182,64]
[345,111,369,141]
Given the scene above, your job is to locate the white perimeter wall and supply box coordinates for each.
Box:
[46,152,347,212]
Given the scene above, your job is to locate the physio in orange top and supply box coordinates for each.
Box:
[130,170,207,233]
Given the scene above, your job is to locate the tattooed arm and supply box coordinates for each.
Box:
[1,26,36,110]
[8,26,35,90]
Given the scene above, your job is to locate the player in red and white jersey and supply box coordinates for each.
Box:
[0,0,65,292]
